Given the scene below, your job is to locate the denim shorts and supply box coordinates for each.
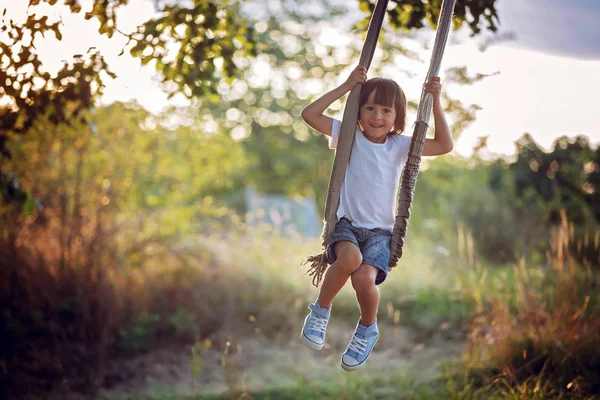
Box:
[326,217,393,285]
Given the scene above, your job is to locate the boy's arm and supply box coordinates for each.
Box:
[301,66,367,137]
[422,77,453,156]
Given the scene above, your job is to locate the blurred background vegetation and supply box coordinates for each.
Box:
[1,0,599,399]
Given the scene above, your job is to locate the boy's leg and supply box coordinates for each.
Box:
[301,241,362,351]
[317,241,363,308]
[350,264,380,326]
[341,264,380,371]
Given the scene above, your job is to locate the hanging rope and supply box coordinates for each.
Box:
[389,0,456,270]
[303,0,389,287]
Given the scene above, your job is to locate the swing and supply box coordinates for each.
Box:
[303,0,457,287]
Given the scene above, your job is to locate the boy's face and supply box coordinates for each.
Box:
[359,90,397,144]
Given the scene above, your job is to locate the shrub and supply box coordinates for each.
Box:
[464,214,600,397]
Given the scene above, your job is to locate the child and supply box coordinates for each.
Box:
[300,66,453,371]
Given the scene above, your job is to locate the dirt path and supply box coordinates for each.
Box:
[95,318,465,399]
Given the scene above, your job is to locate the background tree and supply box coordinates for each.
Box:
[499,134,600,265]
[0,15,113,209]
[357,0,498,34]
[0,0,256,208]
[1,0,500,197]
[0,99,249,395]
[509,134,600,224]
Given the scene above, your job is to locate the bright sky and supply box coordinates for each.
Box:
[2,0,600,157]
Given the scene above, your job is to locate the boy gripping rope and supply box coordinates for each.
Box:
[300,66,453,371]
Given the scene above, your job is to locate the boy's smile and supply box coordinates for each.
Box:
[358,91,396,144]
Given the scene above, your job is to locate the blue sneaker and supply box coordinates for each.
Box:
[341,321,379,371]
[300,301,331,351]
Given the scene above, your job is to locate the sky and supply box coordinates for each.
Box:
[445,0,600,156]
[1,0,600,158]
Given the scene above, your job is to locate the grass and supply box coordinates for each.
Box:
[191,226,600,399]
[86,230,476,399]
[141,372,450,400]
[454,216,600,398]
[3,208,600,399]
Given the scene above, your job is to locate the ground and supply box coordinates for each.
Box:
[95,317,466,399]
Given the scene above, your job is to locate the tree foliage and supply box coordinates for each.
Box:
[357,0,499,35]
[126,1,257,98]
[190,12,354,207]
[0,100,251,395]
[0,0,254,207]
[0,0,499,145]
[478,134,600,265]
[0,7,114,208]
[1,0,501,211]
[189,8,487,210]
[29,0,127,37]
[508,134,600,225]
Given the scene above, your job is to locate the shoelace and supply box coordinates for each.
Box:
[307,315,328,333]
[347,334,368,355]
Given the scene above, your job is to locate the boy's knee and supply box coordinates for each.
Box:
[351,267,377,293]
[333,242,363,274]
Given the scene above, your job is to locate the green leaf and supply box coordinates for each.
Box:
[22,192,35,216]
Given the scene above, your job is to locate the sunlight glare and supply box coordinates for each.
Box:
[231,125,249,141]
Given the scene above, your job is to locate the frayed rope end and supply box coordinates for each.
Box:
[301,252,329,287]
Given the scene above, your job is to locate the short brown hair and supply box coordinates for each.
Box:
[358,77,407,134]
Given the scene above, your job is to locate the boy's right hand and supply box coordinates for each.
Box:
[343,66,367,91]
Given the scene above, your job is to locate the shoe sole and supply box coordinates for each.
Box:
[301,333,324,351]
[300,314,325,351]
[341,335,379,371]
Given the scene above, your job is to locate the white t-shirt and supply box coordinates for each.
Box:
[329,118,411,231]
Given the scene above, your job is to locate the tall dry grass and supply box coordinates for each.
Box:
[0,204,314,398]
[0,113,260,397]
[463,211,600,398]
[1,205,121,396]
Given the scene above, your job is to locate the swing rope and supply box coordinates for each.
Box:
[303,0,390,287]
[389,0,456,269]
[303,0,456,287]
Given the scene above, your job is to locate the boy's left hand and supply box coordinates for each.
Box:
[424,76,442,102]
